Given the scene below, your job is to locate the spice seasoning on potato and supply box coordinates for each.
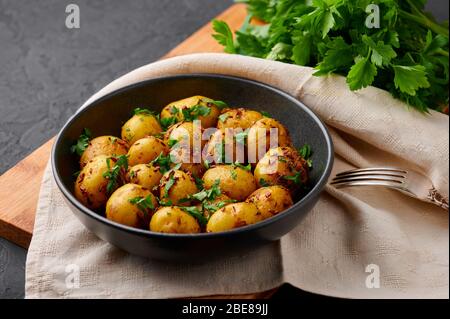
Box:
[246,186,293,219]
[80,135,128,168]
[206,202,263,233]
[121,112,162,145]
[127,136,169,166]
[202,165,257,201]
[106,183,158,228]
[150,206,200,234]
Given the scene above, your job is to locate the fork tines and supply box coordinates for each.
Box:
[331,167,406,188]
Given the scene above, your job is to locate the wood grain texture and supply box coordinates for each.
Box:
[0,4,245,247]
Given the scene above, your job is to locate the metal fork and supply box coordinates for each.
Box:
[330,167,449,210]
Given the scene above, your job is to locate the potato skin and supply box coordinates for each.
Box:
[202,165,257,201]
[106,183,158,228]
[165,121,204,165]
[159,170,198,206]
[175,162,206,179]
[246,186,293,219]
[127,163,162,192]
[127,136,169,166]
[80,136,128,168]
[217,108,263,130]
[204,128,246,165]
[161,95,220,128]
[74,155,111,210]
[254,146,308,191]
[121,113,162,145]
[206,202,263,233]
[247,118,292,162]
[150,206,200,234]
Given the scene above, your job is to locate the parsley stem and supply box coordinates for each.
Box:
[398,9,449,37]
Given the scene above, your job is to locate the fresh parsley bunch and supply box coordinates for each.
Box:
[213,0,449,113]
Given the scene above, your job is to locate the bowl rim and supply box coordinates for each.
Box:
[52,73,334,240]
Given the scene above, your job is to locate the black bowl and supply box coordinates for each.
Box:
[52,74,333,261]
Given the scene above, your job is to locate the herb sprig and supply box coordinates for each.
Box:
[129,195,155,218]
[213,0,449,112]
[103,155,128,194]
[71,128,92,156]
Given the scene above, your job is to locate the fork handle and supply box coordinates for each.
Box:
[428,187,449,210]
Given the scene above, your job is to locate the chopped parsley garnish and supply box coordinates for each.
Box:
[212,100,228,109]
[180,206,208,226]
[182,105,211,121]
[230,168,238,180]
[192,179,222,202]
[103,155,128,194]
[261,111,272,118]
[129,195,155,217]
[157,198,173,207]
[298,144,313,168]
[168,138,179,148]
[164,172,176,198]
[233,162,252,171]
[159,116,178,131]
[70,128,92,156]
[133,108,155,116]
[151,152,172,174]
[259,178,270,187]
[283,170,303,185]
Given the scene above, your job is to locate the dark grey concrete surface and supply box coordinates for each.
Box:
[0,0,447,299]
[0,0,233,299]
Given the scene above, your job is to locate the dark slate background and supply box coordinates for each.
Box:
[0,0,448,299]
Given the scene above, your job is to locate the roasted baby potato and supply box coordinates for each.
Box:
[174,162,206,179]
[127,136,169,166]
[121,112,162,145]
[160,95,221,128]
[202,165,257,201]
[74,155,112,210]
[159,170,198,206]
[80,136,128,168]
[246,186,293,219]
[247,118,292,162]
[127,163,162,191]
[204,128,246,164]
[254,146,308,191]
[150,206,200,233]
[165,121,204,164]
[217,108,263,130]
[106,183,158,228]
[206,202,263,233]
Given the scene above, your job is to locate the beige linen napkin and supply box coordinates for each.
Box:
[26,53,449,299]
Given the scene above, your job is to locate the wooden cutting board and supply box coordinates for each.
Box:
[0,4,248,249]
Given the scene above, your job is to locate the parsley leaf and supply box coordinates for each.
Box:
[129,195,155,218]
[212,19,236,54]
[298,143,313,168]
[71,128,92,156]
[151,152,172,174]
[102,155,128,194]
[346,56,378,91]
[212,100,228,109]
[133,108,155,116]
[180,206,208,226]
[393,65,430,96]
